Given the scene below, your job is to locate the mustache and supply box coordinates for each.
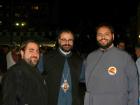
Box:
[62,44,71,46]
[31,56,38,59]
[99,38,108,41]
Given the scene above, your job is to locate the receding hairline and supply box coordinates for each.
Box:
[58,29,75,39]
[20,40,39,51]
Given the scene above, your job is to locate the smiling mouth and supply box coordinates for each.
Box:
[100,40,107,43]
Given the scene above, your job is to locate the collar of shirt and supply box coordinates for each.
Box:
[59,48,71,56]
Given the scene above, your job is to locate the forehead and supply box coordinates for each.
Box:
[60,32,74,39]
[97,26,111,33]
[25,42,39,49]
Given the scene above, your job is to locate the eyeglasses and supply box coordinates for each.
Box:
[60,38,73,43]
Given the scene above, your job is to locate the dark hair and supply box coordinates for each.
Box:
[95,23,114,34]
[20,40,39,51]
[57,29,75,40]
[135,43,140,48]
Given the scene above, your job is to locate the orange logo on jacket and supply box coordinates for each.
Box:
[107,66,117,75]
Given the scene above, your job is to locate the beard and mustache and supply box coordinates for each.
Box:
[24,56,39,67]
[97,38,113,49]
[59,44,73,52]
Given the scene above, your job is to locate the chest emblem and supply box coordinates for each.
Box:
[107,66,117,75]
[61,80,69,93]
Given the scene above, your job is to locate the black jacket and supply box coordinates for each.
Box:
[43,49,84,105]
[2,60,47,105]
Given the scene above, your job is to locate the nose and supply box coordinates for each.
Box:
[32,50,39,57]
[100,35,106,39]
[66,40,70,44]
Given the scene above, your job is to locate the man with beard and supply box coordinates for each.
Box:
[2,40,47,105]
[43,29,84,105]
[84,23,138,105]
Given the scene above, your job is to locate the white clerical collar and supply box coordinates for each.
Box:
[59,48,71,56]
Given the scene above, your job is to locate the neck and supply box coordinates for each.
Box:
[100,44,114,51]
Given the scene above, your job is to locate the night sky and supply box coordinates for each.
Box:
[51,0,139,33]
[7,0,139,33]
[60,0,137,24]
[50,0,139,53]
[30,0,138,52]
[0,0,139,54]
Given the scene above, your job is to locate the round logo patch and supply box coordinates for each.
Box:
[107,66,117,75]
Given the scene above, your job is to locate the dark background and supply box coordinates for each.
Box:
[0,0,139,53]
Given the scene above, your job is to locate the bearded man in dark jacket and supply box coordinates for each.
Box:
[43,29,84,105]
[2,40,47,105]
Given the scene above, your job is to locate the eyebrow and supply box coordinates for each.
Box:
[28,48,39,52]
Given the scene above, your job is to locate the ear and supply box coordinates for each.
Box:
[58,38,61,44]
[112,34,114,40]
[20,50,24,59]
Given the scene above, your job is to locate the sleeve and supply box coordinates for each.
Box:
[2,70,24,105]
[126,55,139,105]
[136,58,140,77]
[136,59,140,92]
[79,60,86,83]
[2,71,17,105]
